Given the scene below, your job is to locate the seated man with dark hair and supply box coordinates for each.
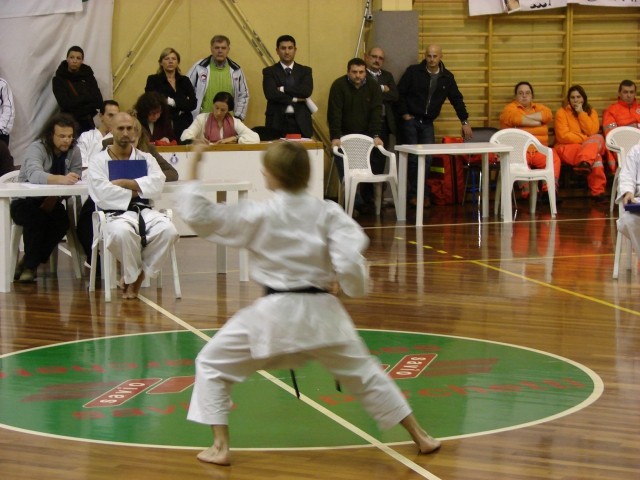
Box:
[10,113,82,282]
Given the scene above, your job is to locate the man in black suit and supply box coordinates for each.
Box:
[262,35,314,138]
[364,47,398,150]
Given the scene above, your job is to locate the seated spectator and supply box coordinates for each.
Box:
[76,100,120,170]
[128,117,179,180]
[499,81,561,199]
[77,116,179,262]
[10,113,82,282]
[616,143,640,253]
[0,139,14,177]
[180,91,259,144]
[145,47,197,142]
[602,80,640,174]
[133,91,176,145]
[602,80,640,136]
[554,85,607,203]
[52,46,103,134]
[87,112,179,299]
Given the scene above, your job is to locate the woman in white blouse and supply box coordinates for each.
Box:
[180,91,259,145]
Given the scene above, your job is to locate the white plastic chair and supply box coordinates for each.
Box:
[88,208,181,302]
[606,126,640,214]
[0,170,83,279]
[332,134,399,218]
[491,128,557,219]
[610,135,640,279]
[612,201,634,279]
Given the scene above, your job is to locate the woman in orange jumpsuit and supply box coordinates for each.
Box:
[499,81,561,199]
[555,85,607,202]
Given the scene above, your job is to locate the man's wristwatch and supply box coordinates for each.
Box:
[461,120,469,125]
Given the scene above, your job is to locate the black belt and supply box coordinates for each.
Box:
[104,202,151,248]
[264,286,328,296]
[263,285,333,400]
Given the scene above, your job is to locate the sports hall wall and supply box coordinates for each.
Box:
[111,0,369,148]
[411,0,640,141]
[1,1,638,170]
[111,0,640,145]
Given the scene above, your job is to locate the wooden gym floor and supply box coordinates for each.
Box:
[0,194,638,480]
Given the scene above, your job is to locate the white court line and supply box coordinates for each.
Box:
[138,295,443,480]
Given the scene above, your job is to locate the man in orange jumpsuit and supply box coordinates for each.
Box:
[603,80,640,136]
[555,85,607,202]
[499,81,561,200]
[602,80,640,174]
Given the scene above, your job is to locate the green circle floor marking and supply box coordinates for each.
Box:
[0,329,602,449]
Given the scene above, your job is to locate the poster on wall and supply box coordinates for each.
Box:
[0,0,82,19]
[469,0,638,16]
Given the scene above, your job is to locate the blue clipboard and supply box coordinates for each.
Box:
[108,160,148,180]
[623,202,640,213]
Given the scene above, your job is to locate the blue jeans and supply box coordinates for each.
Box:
[400,117,435,199]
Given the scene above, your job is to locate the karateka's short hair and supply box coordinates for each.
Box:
[262,141,310,192]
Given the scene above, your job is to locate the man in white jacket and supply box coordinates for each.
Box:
[187,35,249,121]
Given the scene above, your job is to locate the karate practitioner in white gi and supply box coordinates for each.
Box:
[177,141,440,466]
[88,112,178,299]
[617,143,640,253]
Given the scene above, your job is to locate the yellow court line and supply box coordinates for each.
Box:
[469,260,640,317]
[364,217,616,233]
[137,295,442,480]
[377,234,640,317]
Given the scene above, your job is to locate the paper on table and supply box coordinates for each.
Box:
[305,98,318,114]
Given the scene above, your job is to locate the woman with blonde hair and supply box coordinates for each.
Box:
[145,47,196,142]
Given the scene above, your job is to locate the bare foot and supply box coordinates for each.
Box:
[197,445,231,466]
[123,271,145,299]
[414,432,441,454]
[400,413,441,454]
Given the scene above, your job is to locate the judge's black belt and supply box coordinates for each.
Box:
[103,202,151,248]
[264,286,328,296]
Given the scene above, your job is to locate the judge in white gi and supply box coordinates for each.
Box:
[88,112,178,299]
[616,143,640,253]
[177,141,441,466]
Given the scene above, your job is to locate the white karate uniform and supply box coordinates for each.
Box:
[177,183,412,429]
[616,144,640,253]
[88,147,178,284]
[77,128,112,168]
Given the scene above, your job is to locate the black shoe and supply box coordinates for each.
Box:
[17,268,37,283]
[357,202,375,215]
[13,259,24,281]
[539,192,563,205]
[590,194,608,204]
